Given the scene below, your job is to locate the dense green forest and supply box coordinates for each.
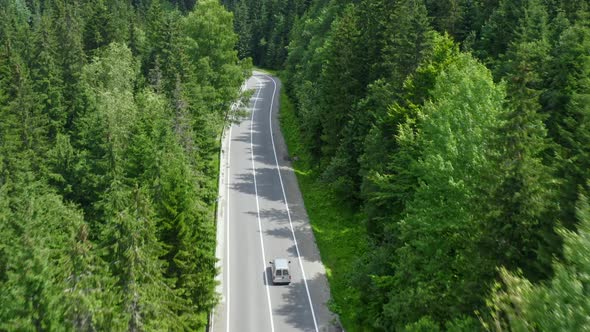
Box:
[221,0,312,68]
[226,0,590,330]
[0,0,249,329]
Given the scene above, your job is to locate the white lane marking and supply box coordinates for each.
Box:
[226,125,232,332]
[261,73,320,331]
[252,76,275,332]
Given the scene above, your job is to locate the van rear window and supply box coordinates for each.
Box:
[281,269,289,276]
[276,270,282,276]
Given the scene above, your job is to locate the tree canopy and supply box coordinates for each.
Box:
[0,0,248,329]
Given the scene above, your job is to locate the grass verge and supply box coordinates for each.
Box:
[276,79,367,330]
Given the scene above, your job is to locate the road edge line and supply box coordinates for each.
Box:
[260,72,320,332]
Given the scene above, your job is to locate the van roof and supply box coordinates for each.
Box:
[274,258,289,269]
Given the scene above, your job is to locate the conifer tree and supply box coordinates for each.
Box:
[476,0,527,72]
[0,181,115,331]
[1,52,48,176]
[99,181,179,331]
[541,21,590,228]
[234,0,253,59]
[61,221,122,331]
[317,4,363,162]
[49,0,86,130]
[31,13,65,141]
[72,43,138,220]
[0,0,247,329]
[125,89,218,329]
[382,0,433,88]
[481,0,556,280]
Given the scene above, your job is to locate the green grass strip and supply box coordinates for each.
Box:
[277,80,367,330]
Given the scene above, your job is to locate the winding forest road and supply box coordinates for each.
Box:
[211,72,338,332]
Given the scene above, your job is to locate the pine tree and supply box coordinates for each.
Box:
[382,0,433,88]
[0,180,116,331]
[0,0,248,329]
[234,0,254,59]
[317,4,363,162]
[50,0,85,131]
[481,0,556,280]
[61,221,123,331]
[283,0,344,160]
[1,51,49,176]
[72,42,138,224]
[477,0,526,69]
[99,181,180,331]
[424,0,466,39]
[541,21,590,229]
[127,89,218,329]
[30,13,65,142]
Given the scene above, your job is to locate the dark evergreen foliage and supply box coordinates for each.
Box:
[221,0,312,68]
[0,0,248,329]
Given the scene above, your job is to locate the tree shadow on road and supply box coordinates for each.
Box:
[273,272,343,332]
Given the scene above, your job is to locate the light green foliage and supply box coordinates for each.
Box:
[360,32,459,240]
[184,0,243,113]
[352,33,462,329]
[386,54,505,328]
[486,195,590,331]
[79,43,138,155]
[404,316,441,332]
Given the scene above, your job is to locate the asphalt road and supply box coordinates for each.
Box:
[211,72,338,332]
